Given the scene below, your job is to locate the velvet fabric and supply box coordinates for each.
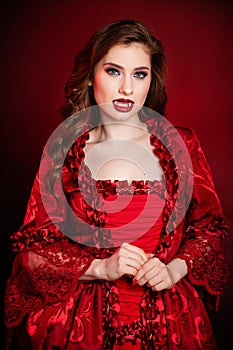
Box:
[3,115,230,349]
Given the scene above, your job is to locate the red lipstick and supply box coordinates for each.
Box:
[112,98,134,113]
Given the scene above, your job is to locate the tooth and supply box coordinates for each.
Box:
[113,101,133,107]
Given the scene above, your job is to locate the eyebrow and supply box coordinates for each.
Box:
[103,62,150,70]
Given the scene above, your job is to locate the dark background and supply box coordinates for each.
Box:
[1,0,233,348]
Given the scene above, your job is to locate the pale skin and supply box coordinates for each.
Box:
[79,43,187,291]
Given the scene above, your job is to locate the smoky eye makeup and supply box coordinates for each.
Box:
[105,67,121,76]
[133,71,149,79]
[103,63,150,79]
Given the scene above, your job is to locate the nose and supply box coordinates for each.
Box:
[119,75,133,96]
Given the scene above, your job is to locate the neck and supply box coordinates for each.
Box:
[96,114,148,142]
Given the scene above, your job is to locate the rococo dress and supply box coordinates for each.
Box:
[4,115,230,349]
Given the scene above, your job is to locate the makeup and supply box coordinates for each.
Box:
[113,98,134,113]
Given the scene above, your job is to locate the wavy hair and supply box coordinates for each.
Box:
[60,19,167,121]
[47,20,168,199]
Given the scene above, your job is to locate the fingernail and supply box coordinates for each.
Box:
[132,278,138,286]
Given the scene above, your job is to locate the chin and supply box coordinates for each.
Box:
[98,103,142,122]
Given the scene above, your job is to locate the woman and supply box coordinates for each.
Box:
[4,19,230,349]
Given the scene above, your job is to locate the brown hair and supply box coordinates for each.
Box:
[46,20,168,201]
[60,19,167,120]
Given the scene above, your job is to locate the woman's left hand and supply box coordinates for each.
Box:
[133,257,174,291]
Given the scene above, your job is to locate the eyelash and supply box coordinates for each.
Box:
[105,68,148,79]
[134,71,148,79]
[105,68,120,76]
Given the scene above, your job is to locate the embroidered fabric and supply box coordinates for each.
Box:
[3,116,230,350]
[98,187,165,343]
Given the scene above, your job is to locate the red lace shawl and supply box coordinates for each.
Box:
[4,116,230,349]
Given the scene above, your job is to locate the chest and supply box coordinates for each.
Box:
[83,138,163,184]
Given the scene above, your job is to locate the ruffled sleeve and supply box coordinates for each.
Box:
[4,164,95,327]
[175,128,230,309]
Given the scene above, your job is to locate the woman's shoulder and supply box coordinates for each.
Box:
[173,125,199,148]
[174,125,196,138]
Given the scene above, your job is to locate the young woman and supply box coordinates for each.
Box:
[4,19,230,350]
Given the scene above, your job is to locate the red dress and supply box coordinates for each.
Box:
[3,116,230,350]
[98,180,165,347]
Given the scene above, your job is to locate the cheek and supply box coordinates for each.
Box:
[93,78,118,104]
[93,72,104,97]
[138,82,151,102]
[93,76,109,101]
[93,80,102,101]
[145,78,151,94]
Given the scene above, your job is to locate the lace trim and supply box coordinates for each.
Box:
[175,236,230,296]
[65,117,181,258]
[101,281,168,348]
[96,179,166,197]
[5,116,230,342]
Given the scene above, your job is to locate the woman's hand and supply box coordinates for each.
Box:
[103,243,149,281]
[133,257,187,291]
[78,243,150,281]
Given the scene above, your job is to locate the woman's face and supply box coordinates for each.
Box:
[92,43,151,121]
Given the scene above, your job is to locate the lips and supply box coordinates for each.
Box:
[112,98,134,113]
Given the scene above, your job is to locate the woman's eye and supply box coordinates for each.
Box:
[105,68,120,76]
[134,71,148,79]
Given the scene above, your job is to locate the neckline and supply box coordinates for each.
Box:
[95,178,164,188]
[95,178,166,196]
[80,127,165,188]
[95,178,164,186]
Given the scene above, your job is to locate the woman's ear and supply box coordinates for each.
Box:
[88,80,92,86]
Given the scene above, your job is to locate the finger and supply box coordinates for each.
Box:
[151,279,173,291]
[136,263,158,285]
[135,257,161,281]
[121,243,148,264]
[146,274,164,287]
[120,265,138,277]
[125,267,138,277]
[119,248,147,269]
[138,271,160,286]
[149,270,173,290]
[121,243,147,260]
[144,263,170,286]
[146,253,155,259]
[118,256,142,275]
[119,255,143,271]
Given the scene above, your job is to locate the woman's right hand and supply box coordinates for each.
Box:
[102,242,149,281]
[78,243,150,281]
